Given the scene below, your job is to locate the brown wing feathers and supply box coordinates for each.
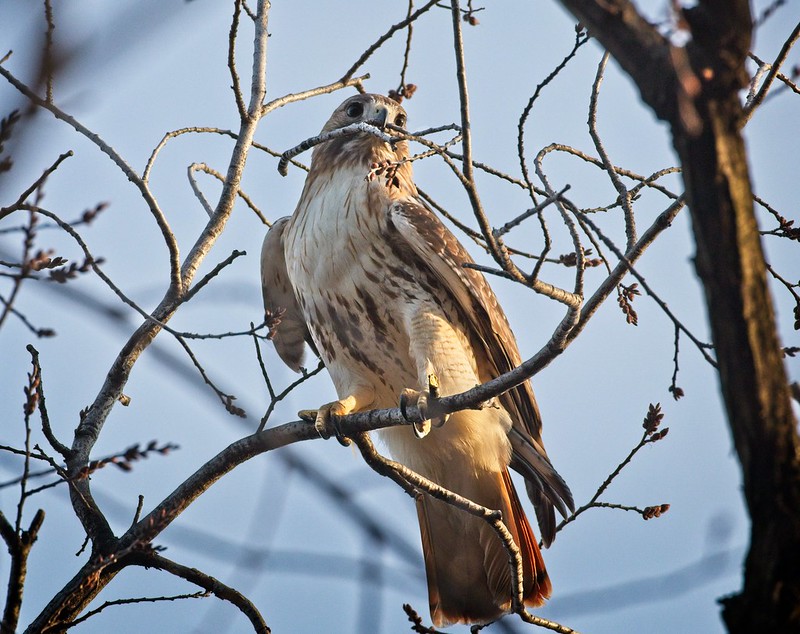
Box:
[387,199,574,538]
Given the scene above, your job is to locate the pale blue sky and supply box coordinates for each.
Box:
[1,1,798,633]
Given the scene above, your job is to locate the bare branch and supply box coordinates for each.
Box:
[493,185,571,239]
[517,23,590,207]
[0,508,45,633]
[588,53,636,249]
[742,21,800,123]
[229,0,247,121]
[26,344,70,459]
[577,210,717,367]
[128,553,269,633]
[555,404,670,536]
[0,151,73,221]
[278,122,397,176]
[0,66,182,291]
[262,74,370,117]
[339,0,439,82]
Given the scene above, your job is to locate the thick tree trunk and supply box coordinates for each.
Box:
[556,1,800,630]
[675,77,800,634]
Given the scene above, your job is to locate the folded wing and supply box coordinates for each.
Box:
[260,217,316,373]
[385,198,574,544]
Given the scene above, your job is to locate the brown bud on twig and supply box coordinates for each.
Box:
[80,202,109,225]
[23,367,41,417]
[669,384,685,400]
[224,395,246,418]
[642,503,670,520]
[48,256,104,283]
[642,402,664,435]
[463,12,480,26]
[76,441,180,479]
[28,250,67,271]
[557,249,603,268]
[403,603,438,633]
[649,427,670,442]
[388,83,417,104]
[617,282,641,326]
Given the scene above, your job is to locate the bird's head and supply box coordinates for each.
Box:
[312,93,411,171]
[322,93,408,134]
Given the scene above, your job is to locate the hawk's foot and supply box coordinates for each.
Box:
[299,400,352,446]
[399,374,449,439]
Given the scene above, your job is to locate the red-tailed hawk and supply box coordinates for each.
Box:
[261,93,573,626]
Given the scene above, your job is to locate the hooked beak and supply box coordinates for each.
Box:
[370,106,389,130]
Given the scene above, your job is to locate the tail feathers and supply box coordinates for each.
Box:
[502,469,551,607]
[417,468,550,627]
[509,427,574,547]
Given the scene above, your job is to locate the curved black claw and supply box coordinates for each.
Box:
[400,388,431,438]
[329,415,352,447]
[399,388,415,421]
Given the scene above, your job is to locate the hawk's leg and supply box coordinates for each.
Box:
[299,389,373,447]
[400,373,450,439]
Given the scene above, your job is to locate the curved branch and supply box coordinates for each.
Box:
[339,0,440,82]
[0,65,182,291]
[742,21,800,123]
[128,553,269,633]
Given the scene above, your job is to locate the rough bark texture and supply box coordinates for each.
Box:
[557,1,800,631]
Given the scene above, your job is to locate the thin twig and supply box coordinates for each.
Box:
[340,0,440,82]
[0,151,73,221]
[63,590,212,631]
[0,66,182,290]
[172,334,246,418]
[278,122,399,175]
[187,163,215,217]
[27,344,70,458]
[182,249,247,304]
[742,22,800,123]
[539,143,680,200]
[128,552,270,633]
[449,0,524,284]
[517,24,590,206]
[395,0,415,96]
[493,186,571,238]
[189,163,268,224]
[261,74,370,117]
[577,211,717,366]
[229,0,247,121]
[253,321,326,431]
[748,52,800,97]
[555,408,669,535]
[588,52,636,249]
[43,0,55,103]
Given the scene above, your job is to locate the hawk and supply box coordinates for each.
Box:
[261,93,573,626]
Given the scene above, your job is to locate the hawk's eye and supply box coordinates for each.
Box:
[345,102,364,118]
[394,113,407,128]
